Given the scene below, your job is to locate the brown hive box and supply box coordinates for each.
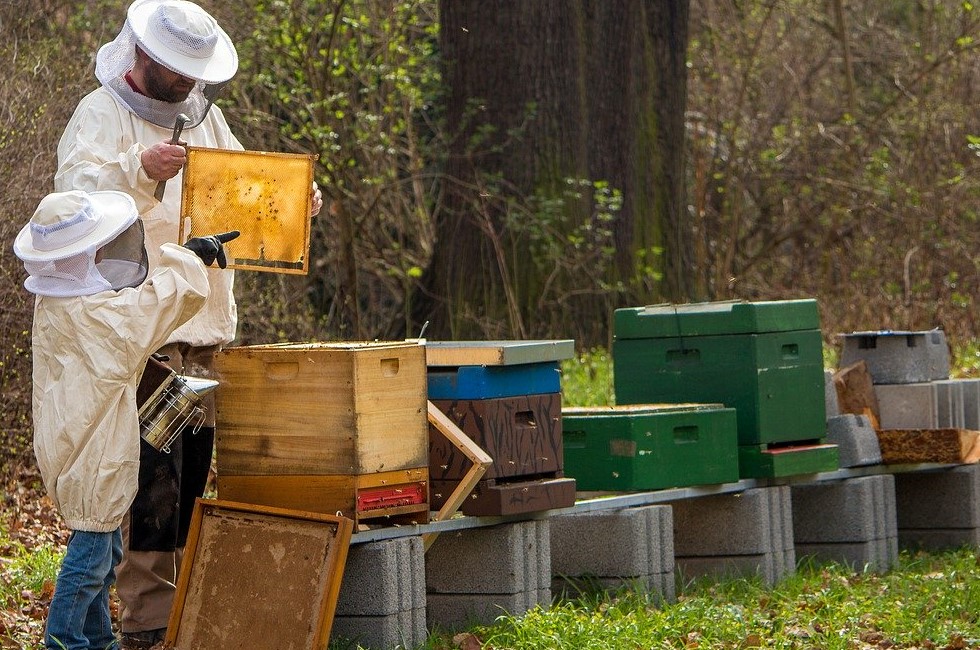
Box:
[214,341,430,526]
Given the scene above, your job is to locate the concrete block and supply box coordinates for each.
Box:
[825,369,840,418]
[672,488,773,555]
[336,537,424,616]
[426,590,549,630]
[894,465,980,530]
[792,476,881,542]
[332,537,427,650]
[426,520,551,630]
[877,473,899,567]
[960,378,980,430]
[671,486,794,585]
[898,528,980,550]
[675,553,785,586]
[825,414,882,468]
[426,520,549,594]
[935,379,966,429]
[874,383,938,429]
[550,505,674,601]
[839,330,950,384]
[790,475,898,572]
[331,609,426,650]
[795,539,892,573]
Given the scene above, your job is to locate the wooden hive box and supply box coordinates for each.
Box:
[215,341,430,526]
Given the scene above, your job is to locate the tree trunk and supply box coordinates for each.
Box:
[415,0,691,346]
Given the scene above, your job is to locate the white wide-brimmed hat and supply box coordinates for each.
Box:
[14,191,138,263]
[128,0,237,84]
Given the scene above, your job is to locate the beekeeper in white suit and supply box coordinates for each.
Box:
[53,3,321,646]
[13,189,238,650]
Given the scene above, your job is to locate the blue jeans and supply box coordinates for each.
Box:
[46,529,123,650]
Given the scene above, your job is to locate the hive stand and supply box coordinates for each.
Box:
[424,519,551,630]
[894,464,980,550]
[332,537,427,649]
[669,486,795,586]
[791,474,898,572]
[550,504,674,602]
[825,414,882,468]
[671,486,796,585]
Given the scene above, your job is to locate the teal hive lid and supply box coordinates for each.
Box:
[613,299,820,339]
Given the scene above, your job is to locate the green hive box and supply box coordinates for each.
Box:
[562,404,739,491]
[613,299,826,447]
[738,442,839,479]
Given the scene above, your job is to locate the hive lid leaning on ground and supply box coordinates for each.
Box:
[613,299,820,339]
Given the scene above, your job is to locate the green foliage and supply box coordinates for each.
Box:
[952,339,980,378]
[220,0,442,340]
[0,522,62,649]
[560,348,615,407]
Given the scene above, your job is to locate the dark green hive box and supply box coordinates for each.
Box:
[562,404,739,491]
[613,299,826,447]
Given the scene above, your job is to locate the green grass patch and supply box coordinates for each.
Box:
[560,347,614,407]
[419,548,980,650]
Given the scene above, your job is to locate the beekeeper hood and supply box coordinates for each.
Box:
[95,0,238,128]
[14,191,149,297]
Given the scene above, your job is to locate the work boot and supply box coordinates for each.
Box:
[120,628,166,650]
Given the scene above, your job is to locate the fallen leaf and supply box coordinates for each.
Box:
[452,631,485,650]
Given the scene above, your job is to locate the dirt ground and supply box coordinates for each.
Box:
[1,462,71,646]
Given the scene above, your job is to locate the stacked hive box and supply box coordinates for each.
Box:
[426,340,577,516]
[613,299,838,478]
[842,330,980,463]
[214,341,430,527]
[843,329,952,432]
[561,404,739,491]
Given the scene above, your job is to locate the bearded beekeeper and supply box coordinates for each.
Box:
[53,2,321,647]
[13,189,240,650]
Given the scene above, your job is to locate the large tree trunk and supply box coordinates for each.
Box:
[415,0,691,346]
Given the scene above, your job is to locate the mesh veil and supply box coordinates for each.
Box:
[23,221,148,297]
[95,14,209,128]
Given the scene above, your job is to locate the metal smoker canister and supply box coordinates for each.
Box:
[138,372,219,453]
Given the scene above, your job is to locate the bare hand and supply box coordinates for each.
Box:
[141,141,187,182]
[311,181,323,217]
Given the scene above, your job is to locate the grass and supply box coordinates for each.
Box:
[0,520,62,648]
[560,347,615,407]
[418,548,980,649]
[6,514,980,650]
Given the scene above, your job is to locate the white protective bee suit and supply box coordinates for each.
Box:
[16,189,211,532]
[54,86,243,349]
[33,242,209,531]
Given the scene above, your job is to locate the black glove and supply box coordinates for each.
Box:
[183,231,240,269]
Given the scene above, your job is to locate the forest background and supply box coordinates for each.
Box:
[1,0,979,472]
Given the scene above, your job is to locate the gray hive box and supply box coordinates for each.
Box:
[838,330,949,385]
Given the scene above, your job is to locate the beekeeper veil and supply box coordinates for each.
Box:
[95,0,238,128]
[14,191,149,298]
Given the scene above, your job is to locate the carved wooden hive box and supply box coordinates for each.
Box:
[426,340,577,516]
